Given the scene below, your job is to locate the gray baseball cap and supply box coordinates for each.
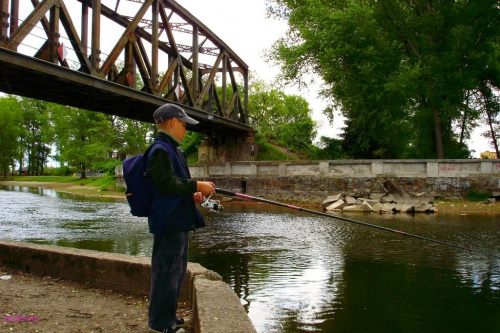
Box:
[153,104,199,125]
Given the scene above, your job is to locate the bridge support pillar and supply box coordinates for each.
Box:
[0,0,9,45]
[198,133,258,163]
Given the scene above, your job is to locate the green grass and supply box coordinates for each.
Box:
[255,140,296,161]
[11,176,78,183]
[6,175,124,192]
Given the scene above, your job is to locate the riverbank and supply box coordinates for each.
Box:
[1,265,162,332]
[0,180,125,199]
[1,179,500,214]
[0,240,256,333]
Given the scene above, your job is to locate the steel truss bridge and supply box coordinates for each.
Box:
[0,0,252,135]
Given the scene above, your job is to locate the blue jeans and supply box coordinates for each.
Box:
[148,231,189,330]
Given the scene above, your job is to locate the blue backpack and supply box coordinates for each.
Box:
[123,141,169,217]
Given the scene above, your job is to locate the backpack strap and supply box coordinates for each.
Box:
[144,139,172,174]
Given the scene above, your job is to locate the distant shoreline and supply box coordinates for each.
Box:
[1,180,499,215]
[0,180,125,199]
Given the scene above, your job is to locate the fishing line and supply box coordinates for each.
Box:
[215,188,500,260]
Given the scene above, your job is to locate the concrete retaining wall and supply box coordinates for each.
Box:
[188,159,500,178]
[115,159,500,204]
[0,239,256,333]
[116,159,500,180]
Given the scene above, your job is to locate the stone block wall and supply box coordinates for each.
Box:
[116,159,500,203]
[201,176,500,204]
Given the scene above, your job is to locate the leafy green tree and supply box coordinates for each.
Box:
[319,136,346,160]
[267,0,500,159]
[119,118,154,157]
[248,80,317,148]
[1,95,157,176]
[181,131,205,158]
[0,96,22,176]
[19,97,53,175]
[50,104,115,178]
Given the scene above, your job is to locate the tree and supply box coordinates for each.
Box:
[267,0,500,159]
[0,96,22,177]
[19,97,53,175]
[181,131,205,158]
[247,79,317,149]
[308,136,346,160]
[1,95,156,176]
[50,104,116,178]
[119,118,154,157]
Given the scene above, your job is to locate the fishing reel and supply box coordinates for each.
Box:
[201,194,224,213]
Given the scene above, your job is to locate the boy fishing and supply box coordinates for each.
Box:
[147,103,215,333]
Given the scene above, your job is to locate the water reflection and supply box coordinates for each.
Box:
[1,185,500,332]
[0,185,152,255]
[192,205,500,332]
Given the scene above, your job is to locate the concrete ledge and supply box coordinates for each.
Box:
[184,159,500,178]
[0,239,151,294]
[193,276,257,333]
[0,239,256,332]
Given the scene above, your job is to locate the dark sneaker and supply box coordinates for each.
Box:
[175,317,185,326]
[149,324,185,333]
[166,323,186,333]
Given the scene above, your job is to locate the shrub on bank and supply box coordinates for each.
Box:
[466,189,490,202]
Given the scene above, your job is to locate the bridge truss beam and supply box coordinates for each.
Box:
[0,0,250,133]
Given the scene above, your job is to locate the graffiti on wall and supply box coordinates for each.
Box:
[439,164,456,172]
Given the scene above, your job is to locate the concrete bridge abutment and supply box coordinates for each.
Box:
[198,133,258,163]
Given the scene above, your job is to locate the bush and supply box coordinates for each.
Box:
[466,189,489,202]
[255,141,291,161]
[93,175,117,191]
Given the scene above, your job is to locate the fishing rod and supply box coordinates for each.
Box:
[214,188,500,260]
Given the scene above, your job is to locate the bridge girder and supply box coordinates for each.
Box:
[0,0,251,134]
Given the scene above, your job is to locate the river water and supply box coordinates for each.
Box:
[1,184,499,332]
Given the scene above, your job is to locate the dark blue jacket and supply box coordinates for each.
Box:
[147,134,205,233]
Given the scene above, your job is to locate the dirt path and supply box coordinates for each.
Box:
[0,267,192,333]
[271,144,300,160]
[433,200,500,214]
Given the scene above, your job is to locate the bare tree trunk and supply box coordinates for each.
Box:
[433,107,444,159]
[10,157,15,176]
[459,93,471,144]
[81,162,87,179]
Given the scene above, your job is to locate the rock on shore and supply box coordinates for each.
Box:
[322,180,439,214]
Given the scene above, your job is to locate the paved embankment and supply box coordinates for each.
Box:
[0,240,256,333]
[1,265,155,332]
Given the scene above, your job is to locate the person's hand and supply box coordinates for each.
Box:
[193,192,204,203]
[197,181,215,197]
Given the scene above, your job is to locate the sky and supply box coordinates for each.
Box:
[11,0,495,157]
[175,0,493,157]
